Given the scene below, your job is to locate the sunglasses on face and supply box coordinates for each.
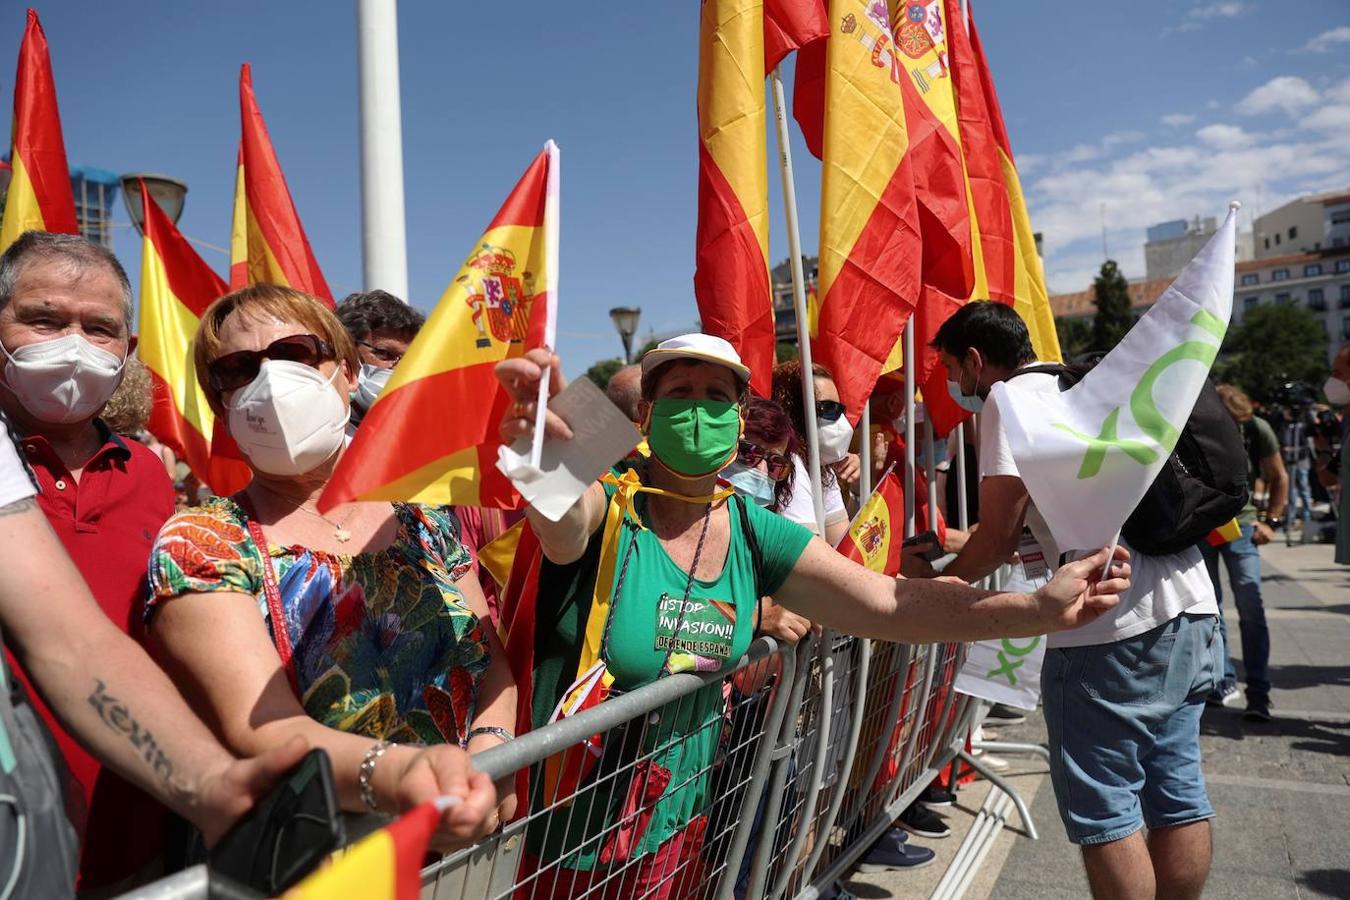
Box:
[208,333,335,393]
[358,340,404,366]
[816,400,846,422]
[738,440,793,482]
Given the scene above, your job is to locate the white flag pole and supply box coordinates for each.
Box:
[924,414,938,532]
[903,321,916,537]
[954,421,969,531]
[859,404,872,502]
[529,140,561,470]
[771,66,826,534]
[356,0,409,299]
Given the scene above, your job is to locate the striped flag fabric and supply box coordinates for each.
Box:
[1,9,78,252]
[807,0,923,421]
[230,63,333,305]
[961,2,1061,363]
[282,801,439,900]
[764,0,829,73]
[695,0,774,398]
[318,142,558,512]
[836,469,906,573]
[137,185,252,495]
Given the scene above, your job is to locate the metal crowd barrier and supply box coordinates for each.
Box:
[118,633,1001,900]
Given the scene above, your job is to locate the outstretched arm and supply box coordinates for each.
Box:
[774,536,1130,644]
[0,497,307,845]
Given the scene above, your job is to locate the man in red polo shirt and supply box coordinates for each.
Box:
[0,231,177,891]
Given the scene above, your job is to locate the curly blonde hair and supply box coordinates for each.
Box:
[102,355,155,435]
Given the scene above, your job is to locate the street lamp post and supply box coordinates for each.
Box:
[609,306,641,364]
[120,173,188,234]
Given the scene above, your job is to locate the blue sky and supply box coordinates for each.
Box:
[8,2,1350,376]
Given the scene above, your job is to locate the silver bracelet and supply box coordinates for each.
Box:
[465,726,514,748]
[358,740,392,813]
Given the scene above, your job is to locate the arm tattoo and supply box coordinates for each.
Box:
[87,678,190,799]
[0,497,36,518]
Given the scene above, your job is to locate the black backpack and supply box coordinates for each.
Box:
[1009,363,1249,556]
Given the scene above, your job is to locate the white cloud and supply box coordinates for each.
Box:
[1236,76,1318,116]
[1305,26,1350,52]
[1196,123,1255,149]
[1028,110,1350,293]
[1190,1,1248,19]
[1161,113,1196,127]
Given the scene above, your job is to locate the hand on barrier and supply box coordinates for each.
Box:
[758,597,814,644]
[495,348,571,444]
[1032,545,1132,631]
[192,734,311,846]
[385,745,499,850]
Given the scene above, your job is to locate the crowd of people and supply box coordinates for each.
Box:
[0,229,1344,898]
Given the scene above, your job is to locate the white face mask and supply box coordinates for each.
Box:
[1,333,127,425]
[353,363,393,414]
[817,414,855,464]
[228,359,350,476]
[1325,376,1350,408]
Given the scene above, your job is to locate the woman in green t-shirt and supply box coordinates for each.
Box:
[496,333,1131,898]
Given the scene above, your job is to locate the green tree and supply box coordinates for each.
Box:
[775,341,800,364]
[1090,259,1134,351]
[583,358,624,391]
[1055,317,1093,361]
[1213,303,1329,404]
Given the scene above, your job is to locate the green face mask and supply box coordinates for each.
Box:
[647,398,741,477]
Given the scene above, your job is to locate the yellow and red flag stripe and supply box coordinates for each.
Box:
[319,142,558,512]
[137,186,252,496]
[695,0,773,397]
[1,9,78,252]
[963,2,1061,362]
[807,0,924,421]
[837,468,906,573]
[231,64,333,305]
[283,801,439,900]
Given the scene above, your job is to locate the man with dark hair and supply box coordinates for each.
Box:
[337,290,426,434]
[336,289,426,369]
[928,301,1222,900]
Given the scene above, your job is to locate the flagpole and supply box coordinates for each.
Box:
[356,0,410,300]
[771,66,826,534]
[903,320,916,537]
[924,414,938,532]
[859,404,872,502]
[954,422,969,531]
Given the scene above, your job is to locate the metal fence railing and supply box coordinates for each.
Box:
[118,633,996,900]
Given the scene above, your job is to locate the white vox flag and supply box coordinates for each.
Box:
[990,201,1239,553]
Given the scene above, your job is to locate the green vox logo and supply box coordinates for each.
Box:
[1051,309,1226,480]
[986,636,1042,686]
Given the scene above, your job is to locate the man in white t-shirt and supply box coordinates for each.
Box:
[931,302,1221,900]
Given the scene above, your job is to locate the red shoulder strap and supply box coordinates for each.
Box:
[235,493,301,697]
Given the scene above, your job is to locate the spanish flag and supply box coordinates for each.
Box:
[137,183,252,496]
[837,468,907,574]
[230,64,333,305]
[282,801,439,900]
[695,0,773,398]
[319,142,558,512]
[1,9,78,253]
[958,2,1060,363]
[807,0,924,421]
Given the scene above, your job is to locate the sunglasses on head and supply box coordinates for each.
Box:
[738,440,793,482]
[816,400,846,422]
[208,333,335,393]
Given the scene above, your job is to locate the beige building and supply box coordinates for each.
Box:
[1253,189,1350,260]
[1235,246,1350,361]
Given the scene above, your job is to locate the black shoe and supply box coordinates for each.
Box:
[898,802,951,839]
[983,703,1027,725]
[919,785,956,807]
[1244,697,1273,722]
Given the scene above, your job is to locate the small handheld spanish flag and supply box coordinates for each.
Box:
[283,801,442,900]
[1206,517,1243,547]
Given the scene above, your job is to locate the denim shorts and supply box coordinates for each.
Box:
[1041,613,1222,845]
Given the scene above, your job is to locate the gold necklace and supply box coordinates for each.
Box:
[296,503,358,543]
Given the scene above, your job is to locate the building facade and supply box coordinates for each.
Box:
[1253,190,1350,260]
[1235,245,1350,360]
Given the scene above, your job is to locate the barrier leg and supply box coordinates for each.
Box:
[954,750,1038,840]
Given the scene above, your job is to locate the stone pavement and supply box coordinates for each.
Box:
[843,539,1350,899]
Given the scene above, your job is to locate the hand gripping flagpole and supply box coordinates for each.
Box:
[770,67,826,534]
[529,140,561,470]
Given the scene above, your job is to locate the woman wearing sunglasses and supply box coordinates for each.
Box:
[144,285,513,847]
[494,333,1131,899]
[771,361,858,545]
